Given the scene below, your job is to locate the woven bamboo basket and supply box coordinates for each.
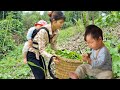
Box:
[54,56,82,79]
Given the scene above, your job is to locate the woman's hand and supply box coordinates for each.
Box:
[52,56,60,64]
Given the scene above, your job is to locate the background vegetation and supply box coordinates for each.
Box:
[0,11,120,78]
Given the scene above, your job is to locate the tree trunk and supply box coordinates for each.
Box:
[86,11,89,26]
[3,11,4,19]
[81,11,84,25]
[92,12,94,25]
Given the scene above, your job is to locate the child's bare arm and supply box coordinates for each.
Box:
[28,39,33,48]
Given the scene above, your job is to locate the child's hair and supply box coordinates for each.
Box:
[48,11,66,22]
[84,25,103,41]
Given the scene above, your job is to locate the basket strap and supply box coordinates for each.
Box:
[48,56,58,79]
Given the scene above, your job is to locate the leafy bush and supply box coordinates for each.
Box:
[22,12,41,31]
[0,12,24,43]
[0,45,31,79]
[102,26,120,78]
[0,30,16,59]
[104,38,120,78]
[0,12,23,33]
[0,12,24,59]
[95,11,120,28]
[62,21,74,29]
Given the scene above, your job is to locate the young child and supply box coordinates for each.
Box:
[69,25,113,79]
[22,20,47,64]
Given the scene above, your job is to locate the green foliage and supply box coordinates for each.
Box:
[95,11,120,28]
[82,11,89,27]
[1,11,120,79]
[22,11,41,31]
[57,25,84,45]
[46,46,82,60]
[0,17,23,34]
[0,45,31,79]
[40,11,50,23]
[45,44,56,55]
[55,50,82,60]
[104,37,120,78]
[62,21,74,29]
[57,26,77,44]
[0,11,22,20]
[0,12,24,40]
[74,18,85,32]
[10,11,23,21]
[0,29,16,59]
[0,12,24,59]
[112,54,120,78]
[0,11,11,20]
[88,11,100,20]
[64,11,75,23]
[63,11,83,29]
[46,47,82,60]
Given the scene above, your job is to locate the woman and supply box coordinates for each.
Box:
[27,11,66,79]
[22,20,47,64]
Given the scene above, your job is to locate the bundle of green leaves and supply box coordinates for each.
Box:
[55,50,82,60]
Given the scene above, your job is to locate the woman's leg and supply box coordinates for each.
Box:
[27,51,45,79]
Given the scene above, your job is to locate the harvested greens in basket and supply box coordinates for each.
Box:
[55,50,82,60]
[46,45,82,60]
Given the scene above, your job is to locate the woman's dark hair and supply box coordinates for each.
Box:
[84,25,103,41]
[48,11,66,22]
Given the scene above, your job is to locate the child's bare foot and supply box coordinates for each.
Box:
[69,72,79,79]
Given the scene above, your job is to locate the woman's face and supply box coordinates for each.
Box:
[53,19,64,30]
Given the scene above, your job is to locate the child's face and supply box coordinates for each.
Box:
[52,19,64,30]
[86,34,102,50]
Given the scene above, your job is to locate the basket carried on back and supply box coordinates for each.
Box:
[48,56,82,79]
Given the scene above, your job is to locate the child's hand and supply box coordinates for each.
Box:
[82,54,91,64]
[23,58,27,64]
[82,54,89,62]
